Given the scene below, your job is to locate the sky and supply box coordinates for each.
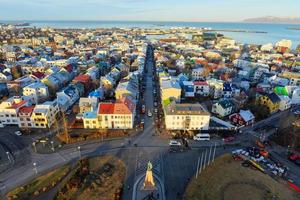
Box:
[0,0,299,22]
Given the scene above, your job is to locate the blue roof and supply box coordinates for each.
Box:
[89,90,103,98]
[83,111,97,119]
[223,83,232,92]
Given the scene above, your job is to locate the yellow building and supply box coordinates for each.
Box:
[82,111,100,129]
[257,93,280,114]
[31,100,60,128]
[160,80,182,102]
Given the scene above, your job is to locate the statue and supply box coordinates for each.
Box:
[141,161,156,191]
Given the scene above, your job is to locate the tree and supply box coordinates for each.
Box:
[247,103,269,121]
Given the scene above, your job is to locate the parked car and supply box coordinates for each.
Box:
[223,136,235,143]
[141,105,146,114]
[147,110,152,117]
[289,153,300,165]
[154,101,158,107]
[14,131,22,136]
[169,140,181,146]
[154,108,158,113]
[193,133,210,141]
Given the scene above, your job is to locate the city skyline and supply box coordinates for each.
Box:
[0,0,300,22]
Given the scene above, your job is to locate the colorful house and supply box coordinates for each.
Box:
[160,80,182,102]
[257,93,281,114]
[212,99,234,117]
[18,106,35,128]
[229,110,255,126]
[194,81,209,96]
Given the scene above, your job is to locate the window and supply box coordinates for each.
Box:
[20,118,24,121]
[86,121,89,124]
[21,123,25,126]
[27,118,30,121]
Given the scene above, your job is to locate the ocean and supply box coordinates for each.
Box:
[2,21,300,49]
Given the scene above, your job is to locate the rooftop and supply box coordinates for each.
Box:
[165,102,209,116]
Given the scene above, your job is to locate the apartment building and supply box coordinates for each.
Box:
[164,102,210,130]
[31,100,60,128]
[0,96,29,127]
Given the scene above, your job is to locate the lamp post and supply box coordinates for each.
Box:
[77,146,81,158]
[32,142,37,153]
[33,162,37,174]
[51,141,54,152]
[6,152,11,163]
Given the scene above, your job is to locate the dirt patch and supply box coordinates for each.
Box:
[183,154,300,200]
[54,155,125,200]
[221,181,272,200]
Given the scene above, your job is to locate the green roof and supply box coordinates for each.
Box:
[162,98,172,108]
[274,86,288,96]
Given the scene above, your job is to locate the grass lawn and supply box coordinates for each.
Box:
[184,154,300,200]
[55,155,126,200]
[7,165,70,200]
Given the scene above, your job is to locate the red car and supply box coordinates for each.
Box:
[223,136,235,143]
[289,153,300,161]
[287,180,300,193]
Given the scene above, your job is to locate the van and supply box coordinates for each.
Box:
[193,133,210,141]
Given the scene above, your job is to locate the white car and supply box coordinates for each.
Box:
[14,131,22,136]
[169,140,181,146]
[193,133,210,141]
[154,108,158,113]
[147,110,152,117]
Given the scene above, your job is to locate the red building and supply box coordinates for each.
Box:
[73,74,92,93]
[229,110,255,126]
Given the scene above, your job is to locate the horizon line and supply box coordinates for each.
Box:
[1,19,300,25]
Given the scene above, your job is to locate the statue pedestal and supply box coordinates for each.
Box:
[141,170,157,191]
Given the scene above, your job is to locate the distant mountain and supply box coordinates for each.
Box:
[244,16,300,24]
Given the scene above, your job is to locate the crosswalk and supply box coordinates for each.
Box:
[135,156,161,175]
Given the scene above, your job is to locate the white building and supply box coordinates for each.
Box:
[194,81,210,96]
[292,88,300,105]
[97,101,134,129]
[31,100,60,128]
[191,68,204,80]
[211,99,234,117]
[0,96,29,127]
[23,82,49,104]
[164,102,210,130]
[279,95,291,111]
[18,106,35,128]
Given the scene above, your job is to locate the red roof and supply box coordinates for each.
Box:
[114,103,132,115]
[98,102,133,115]
[64,64,73,73]
[98,103,114,115]
[11,100,27,109]
[193,81,208,86]
[32,72,45,79]
[74,74,91,83]
[18,106,35,115]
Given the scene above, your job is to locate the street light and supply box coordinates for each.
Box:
[32,142,37,153]
[77,146,81,158]
[50,141,54,152]
[33,162,37,174]
[6,152,11,163]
